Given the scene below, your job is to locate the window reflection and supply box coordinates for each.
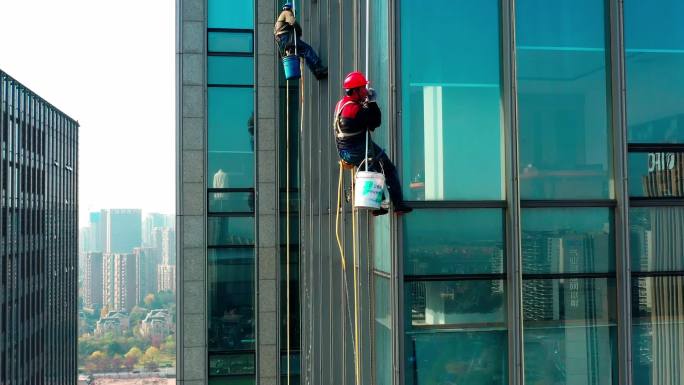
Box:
[630,207,684,272]
[628,152,684,198]
[632,276,684,385]
[401,0,504,201]
[516,0,612,199]
[404,209,505,275]
[208,217,255,246]
[522,208,615,274]
[208,248,255,352]
[523,278,617,385]
[208,88,255,188]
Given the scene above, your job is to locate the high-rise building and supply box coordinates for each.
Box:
[83,252,104,309]
[161,227,176,265]
[103,253,137,311]
[1,70,78,385]
[135,247,160,302]
[157,264,176,293]
[143,212,170,247]
[102,209,142,254]
[177,1,684,385]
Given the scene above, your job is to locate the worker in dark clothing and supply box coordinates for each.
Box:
[334,71,412,216]
[274,2,328,80]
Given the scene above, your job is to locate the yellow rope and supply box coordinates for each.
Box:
[351,168,361,385]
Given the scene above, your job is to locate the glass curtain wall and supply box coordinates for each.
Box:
[206,1,256,384]
[401,1,508,384]
[279,28,301,385]
[516,1,617,384]
[625,1,684,384]
[369,0,392,384]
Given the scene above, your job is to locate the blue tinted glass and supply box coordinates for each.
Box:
[209,32,253,53]
[403,209,504,275]
[523,278,617,385]
[375,277,392,385]
[630,207,684,272]
[401,0,504,200]
[208,57,254,85]
[209,192,255,213]
[628,152,684,198]
[208,217,254,246]
[209,354,255,376]
[516,0,613,200]
[208,0,254,29]
[406,331,507,385]
[406,281,505,327]
[208,248,255,351]
[625,0,684,143]
[632,276,684,385]
[522,208,615,274]
[209,377,255,385]
[208,88,254,188]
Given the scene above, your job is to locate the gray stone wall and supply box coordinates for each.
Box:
[256,1,280,385]
[177,0,207,384]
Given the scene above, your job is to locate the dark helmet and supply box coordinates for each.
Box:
[283,2,293,10]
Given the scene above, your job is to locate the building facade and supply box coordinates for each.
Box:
[102,208,142,254]
[103,253,138,311]
[0,70,79,385]
[135,246,161,302]
[83,252,104,309]
[177,1,684,385]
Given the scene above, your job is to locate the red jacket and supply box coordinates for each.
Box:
[333,96,381,148]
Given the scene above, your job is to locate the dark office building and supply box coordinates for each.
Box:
[0,70,78,385]
[177,1,684,385]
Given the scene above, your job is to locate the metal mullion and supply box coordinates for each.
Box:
[403,200,507,209]
[501,0,523,384]
[521,199,616,208]
[0,74,4,383]
[628,143,684,153]
[609,0,632,383]
[632,270,684,278]
[404,273,506,282]
[629,198,684,207]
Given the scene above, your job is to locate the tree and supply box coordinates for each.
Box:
[124,347,143,370]
[88,351,108,372]
[144,293,155,307]
[100,306,110,318]
[111,354,123,373]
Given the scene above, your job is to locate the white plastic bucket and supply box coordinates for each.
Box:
[354,171,386,209]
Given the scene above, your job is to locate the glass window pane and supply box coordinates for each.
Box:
[628,152,684,198]
[208,88,254,188]
[208,0,253,29]
[403,209,504,275]
[209,192,254,213]
[209,377,255,385]
[631,276,684,385]
[209,354,255,376]
[208,217,254,246]
[516,0,613,200]
[208,57,254,85]
[406,331,507,385]
[208,248,255,351]
[523,278,617,385]
[630,207,684,272]
[406,281,505,328]
[625,0,684,143]
[375,276,392,385]
[401,0,504,201]
[522,208,615,274]
[209,32,253,53]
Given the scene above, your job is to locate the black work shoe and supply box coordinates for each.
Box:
[394,206,413,215]
[371,208,389,216]
[314,67,328,80]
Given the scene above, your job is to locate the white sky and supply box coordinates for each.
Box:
[0,0,176,225]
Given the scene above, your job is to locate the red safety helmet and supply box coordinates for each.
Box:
[343,71,368,90]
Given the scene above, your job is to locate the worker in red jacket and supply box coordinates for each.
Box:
[334,71,412,216]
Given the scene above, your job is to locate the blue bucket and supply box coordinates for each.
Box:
[282,55,301,80]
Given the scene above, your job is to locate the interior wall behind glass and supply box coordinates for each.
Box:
[625,0,684,143]
[401,0,504,201]
[516,0,613,200]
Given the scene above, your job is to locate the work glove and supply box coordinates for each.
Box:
[367,87,377,102]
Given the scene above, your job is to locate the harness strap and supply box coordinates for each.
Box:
[334,101,365,139]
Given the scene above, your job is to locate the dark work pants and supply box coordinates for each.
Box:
[276,32,324,73]
[338,141,404,207]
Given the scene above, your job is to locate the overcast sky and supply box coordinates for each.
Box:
[0,0,175,225]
